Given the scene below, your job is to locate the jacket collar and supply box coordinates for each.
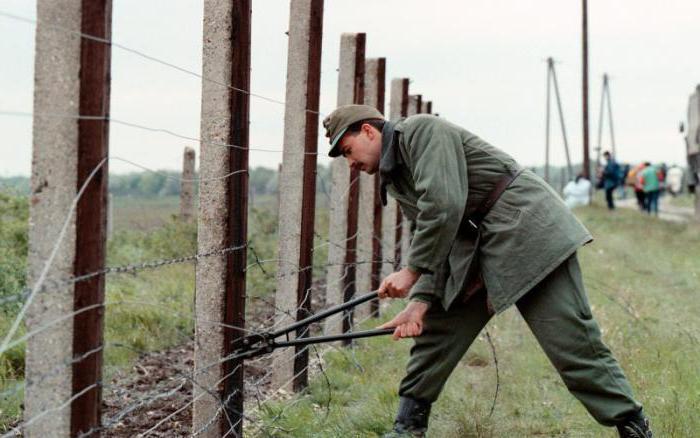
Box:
[379,119,403,205]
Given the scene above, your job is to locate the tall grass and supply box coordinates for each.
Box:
[256,205,700,437]
[0,194,289,429]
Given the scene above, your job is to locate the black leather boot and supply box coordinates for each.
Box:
[383,397,431,437]
[617,410,653,438]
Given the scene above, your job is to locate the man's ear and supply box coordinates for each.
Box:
[363,122,375,139]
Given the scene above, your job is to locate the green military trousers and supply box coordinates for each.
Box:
[399,253,642,426]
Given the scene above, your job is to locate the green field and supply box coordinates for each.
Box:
[0,193,314,430]
[667,193,696,209]
[1,193,698,436]
[255,205,700,437]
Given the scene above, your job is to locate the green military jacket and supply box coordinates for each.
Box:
[380,115,592,313]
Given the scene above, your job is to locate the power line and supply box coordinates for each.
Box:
[0,10,329,117]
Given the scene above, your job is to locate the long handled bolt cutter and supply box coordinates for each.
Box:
[232,291,394,360]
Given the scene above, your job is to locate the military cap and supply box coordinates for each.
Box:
[323,104,384,157]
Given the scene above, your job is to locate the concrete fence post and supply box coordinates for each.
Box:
[107,193,113,239]
[355,57,385,321]
[381,78,408,280]
[180,146,196,222]
[325,32,365,337]
[25,1,112,436]
[193,0,251,436]
[398,94,423,266]
[272,0,324,393]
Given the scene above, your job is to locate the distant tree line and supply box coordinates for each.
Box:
[0,165,332,199]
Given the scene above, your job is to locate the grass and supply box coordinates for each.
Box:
[1,192,697,435]
[111,195,183,231]
[255,203,700,437]
[667,193,696,209]
[0,193,297,430]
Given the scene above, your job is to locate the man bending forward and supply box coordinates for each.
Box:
[323,105,651,438]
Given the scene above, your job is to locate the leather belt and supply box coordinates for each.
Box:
[460,168,523,237]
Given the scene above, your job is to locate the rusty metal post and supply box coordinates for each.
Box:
[356,57,385,321]
[399,94,422,265]
[420,99,431,114]
[408,94,422,117]
[382,78,408,278]
[325,33,365,338]
[180,146,196,222]
[107,193,113,239]
[545,58,552,184]
[194,0,250,436]
[370,59,386,317]
[582,0,591,179]
[272,0,324,393]
[25,1,112,436]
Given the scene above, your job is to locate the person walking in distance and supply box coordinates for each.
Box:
[640,162,660,216]
[627,162,647,211]
[323,104,652,438]
[601,151,621,210]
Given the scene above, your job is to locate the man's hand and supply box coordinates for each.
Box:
[378,267,421,299]
[378,301,429,340]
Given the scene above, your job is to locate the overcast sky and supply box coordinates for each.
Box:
[1,0,698,177]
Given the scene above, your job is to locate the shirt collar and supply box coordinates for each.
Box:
[379,119,403,205]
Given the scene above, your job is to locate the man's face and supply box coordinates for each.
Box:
[337,123,382,174]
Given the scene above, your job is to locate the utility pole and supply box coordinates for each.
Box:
[605,75,617,158]
[582,0,591,178]
[544,57,573,183]
[595,74,617,170]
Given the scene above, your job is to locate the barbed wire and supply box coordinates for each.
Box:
[0,156,108,355]
[0,174,394,313]
[0,11,329,117]
[9,268,663,436]
[0,246,388,360]
[3,257,386,434]
[0,110,325,155]
[0,140,405,437]
[0,4,416,435]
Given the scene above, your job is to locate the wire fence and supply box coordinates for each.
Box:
[0,145,405,437]
[0,3,437,437]
[0,125,408,435]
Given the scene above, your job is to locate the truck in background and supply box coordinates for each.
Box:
[684,85,700,219]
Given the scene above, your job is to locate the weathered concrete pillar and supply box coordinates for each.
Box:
[325,33,365,336]
[107,193,113,239]
[193,0,251,436]
[397,94,423,265]
[272,0,324,393]
[24,1,111,436]
[408,94,422,116]
[180,146,196,222]
[355,57,385,321]
[381,78,408,279]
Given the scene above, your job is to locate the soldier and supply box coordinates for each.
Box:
[323,104,652,438]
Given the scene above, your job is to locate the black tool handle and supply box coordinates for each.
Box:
[236,327,395,360]
[269,290,381,339]
[274,328,395,349]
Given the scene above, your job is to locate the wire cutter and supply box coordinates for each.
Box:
[231,291,394,360]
